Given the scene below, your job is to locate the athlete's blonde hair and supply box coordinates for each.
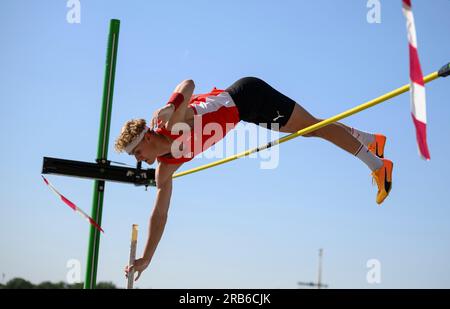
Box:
[114,119,147,153]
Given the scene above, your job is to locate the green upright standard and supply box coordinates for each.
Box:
[85,19,120,289]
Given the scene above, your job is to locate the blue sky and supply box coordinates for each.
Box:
[0,0,449,288]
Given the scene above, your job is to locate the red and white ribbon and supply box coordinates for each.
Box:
[41,176,104,233]
[402,0,430,160]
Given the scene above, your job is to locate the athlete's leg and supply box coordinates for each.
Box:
[279,103,361,154]
[333,122,386,158]
[279,103,383,172]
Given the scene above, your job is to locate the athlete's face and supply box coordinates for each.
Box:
[132,134,158,165]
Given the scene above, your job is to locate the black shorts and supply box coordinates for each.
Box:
[225,77,296,130]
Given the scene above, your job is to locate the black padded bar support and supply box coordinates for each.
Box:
[42,157,156,187]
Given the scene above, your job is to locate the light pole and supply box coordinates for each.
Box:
[298,248,328,289]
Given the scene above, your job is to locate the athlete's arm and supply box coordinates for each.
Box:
[166,79,195,130]
[138,162,182,272]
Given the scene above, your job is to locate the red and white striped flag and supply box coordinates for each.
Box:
[42,176,104,233]
[402,0,430,160]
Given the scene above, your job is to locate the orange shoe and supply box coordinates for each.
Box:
[371,159,393,205]
[368,134,387,158]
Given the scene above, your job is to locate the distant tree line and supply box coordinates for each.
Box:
[0,278,118,289]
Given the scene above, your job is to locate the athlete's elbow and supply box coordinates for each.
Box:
[181,79,195,91]
[175,79,195,95]
[183,79,195,86]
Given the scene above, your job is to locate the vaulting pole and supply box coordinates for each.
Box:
[127,224,139,289]
[173,63,449,179]
[84,19,120,289]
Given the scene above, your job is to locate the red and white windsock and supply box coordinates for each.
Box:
[402,0,430,160]
[42,176,104,233]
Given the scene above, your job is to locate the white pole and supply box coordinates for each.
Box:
[127,224,138,289]
[318,248,323,289]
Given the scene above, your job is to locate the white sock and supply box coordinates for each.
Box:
[351,127,375,147]
[354,144,383,172]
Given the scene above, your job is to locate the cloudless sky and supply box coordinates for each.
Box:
[0,0,449,288]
